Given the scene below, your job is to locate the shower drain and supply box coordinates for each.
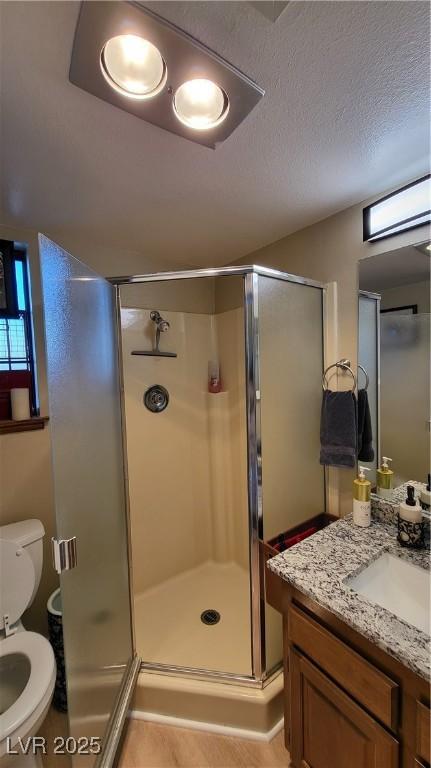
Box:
[200,609,221,626]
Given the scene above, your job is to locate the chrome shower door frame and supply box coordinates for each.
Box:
[111,265,326,686]
[244,268,327,683]
[358,290,382,472]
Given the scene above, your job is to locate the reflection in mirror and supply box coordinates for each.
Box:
[358,241,430,500]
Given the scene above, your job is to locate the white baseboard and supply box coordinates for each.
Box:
[129,710,284,743]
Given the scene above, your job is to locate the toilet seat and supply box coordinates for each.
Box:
[0,631,56,743]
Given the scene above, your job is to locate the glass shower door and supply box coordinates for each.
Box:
[257,274,325,673]
[39,236,137,767]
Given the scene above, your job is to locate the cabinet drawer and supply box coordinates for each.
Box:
[416,700,430,764]
[288,604,399,730]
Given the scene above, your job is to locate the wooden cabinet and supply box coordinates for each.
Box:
[266,573,430,768]
[415,700,430,765]
[290,649,399,768]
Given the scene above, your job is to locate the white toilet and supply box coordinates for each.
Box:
[0,520,56,767]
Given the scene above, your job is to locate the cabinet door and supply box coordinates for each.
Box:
[416,701,430,765]
[290,650,399,768]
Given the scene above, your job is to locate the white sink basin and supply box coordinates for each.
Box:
[346,552,430,635]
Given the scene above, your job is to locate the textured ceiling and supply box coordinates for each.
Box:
[1,1,430,267]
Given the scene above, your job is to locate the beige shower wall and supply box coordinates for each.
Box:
[121,278,215,314]
[214,307,249,571]
[121,300,249,595]
[121,308,214,593]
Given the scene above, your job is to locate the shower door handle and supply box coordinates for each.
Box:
[51,536,78,574]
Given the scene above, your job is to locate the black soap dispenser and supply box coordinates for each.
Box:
[398,485,424,548]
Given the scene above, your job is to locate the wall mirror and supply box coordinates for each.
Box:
[358,240,430,503]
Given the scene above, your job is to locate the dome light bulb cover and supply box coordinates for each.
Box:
[101,34,167,99]
[173,79,229,130]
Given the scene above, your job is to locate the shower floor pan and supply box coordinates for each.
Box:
[134,560,252,675]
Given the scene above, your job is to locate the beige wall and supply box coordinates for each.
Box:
[232,186,430,516]
[1,226,56,635]
[0,223,179,634]
[380,280,430,313]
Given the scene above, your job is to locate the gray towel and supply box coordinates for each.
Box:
[320,389,357,468]
[357,388,374,462]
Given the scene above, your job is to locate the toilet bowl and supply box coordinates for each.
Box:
[0,521,57,767]
[0,632,56,766]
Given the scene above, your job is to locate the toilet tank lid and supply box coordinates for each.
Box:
[0,519,45,546]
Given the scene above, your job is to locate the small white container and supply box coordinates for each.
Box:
[11,388,30,421]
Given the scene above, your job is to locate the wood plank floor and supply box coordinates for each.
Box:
[118,720,291,768]
[37,707,70,768]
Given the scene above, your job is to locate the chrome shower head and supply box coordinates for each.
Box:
[150,310,170,332]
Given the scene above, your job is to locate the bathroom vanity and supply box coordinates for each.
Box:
[266,513,430,768]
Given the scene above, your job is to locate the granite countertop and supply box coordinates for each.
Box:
[267,514,430,681]
[372,480,430,521]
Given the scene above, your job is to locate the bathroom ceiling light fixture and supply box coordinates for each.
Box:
[363,174,431,242]
[69,2,265,149]
[101,34,167,99]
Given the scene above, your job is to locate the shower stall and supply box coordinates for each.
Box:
[115,265,326,685]
[40,237,327,763]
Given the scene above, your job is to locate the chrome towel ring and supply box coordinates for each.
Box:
[322,359,357,392]
[358,364,370,391]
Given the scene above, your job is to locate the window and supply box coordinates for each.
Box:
[0,241,38,416]
[363,174,431,242]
